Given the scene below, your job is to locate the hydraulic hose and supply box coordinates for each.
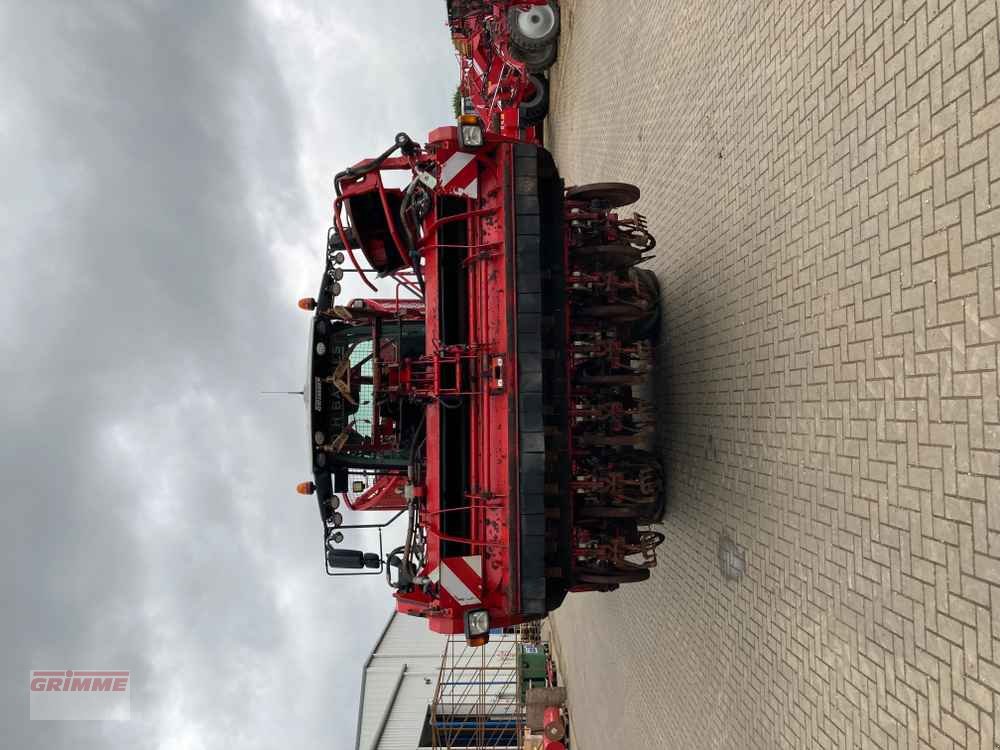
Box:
[399,179,426,294]
[334,132,414,198]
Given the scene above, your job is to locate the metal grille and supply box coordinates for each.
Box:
[342,467,383,507]
[429,626,534,749]
[349,340,374,439]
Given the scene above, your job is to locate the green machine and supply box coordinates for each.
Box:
[519,643,548,699]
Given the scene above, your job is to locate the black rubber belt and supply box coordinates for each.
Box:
[514,142,547,617]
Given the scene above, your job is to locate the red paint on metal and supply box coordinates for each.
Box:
[447,1,549,142]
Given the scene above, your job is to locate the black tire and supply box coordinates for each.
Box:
[578,505,645,519]
[572,242,642,269]
[519,73,549,124]
[639,497,665,524]
[575,565,650,585]
[577,303,649,322]
[513,40,558,72]
[565,182,641,208]
[508,1,560,51]
[627,268,662,342]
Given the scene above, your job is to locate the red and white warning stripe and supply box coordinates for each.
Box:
[439,151,479,200]
[429,555,483,606]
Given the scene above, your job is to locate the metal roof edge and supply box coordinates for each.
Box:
[354,610,398,750]
[366,662,407,750]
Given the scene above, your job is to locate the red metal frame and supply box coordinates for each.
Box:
[322,130,522,635]
[293,0,672,645]
[345,473,408,512]
[448,1,549,142]
[409,135,518,634]
[314,124,662,638]
[333,154,420,294]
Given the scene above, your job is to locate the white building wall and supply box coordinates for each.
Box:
[433,636,521,718]
[356,612,449,750]
[376,671,439,750]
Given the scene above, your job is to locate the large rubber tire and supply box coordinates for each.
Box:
[571,242,643,269]
[627,268,662,342]
[565,182,641,208]
[508,1,560,51]
[575,565,651,585]
[577,303,649,321]
[639,497,665,524]
[513,40,558,72]
[519,73,549,124]
[578,505,646,519]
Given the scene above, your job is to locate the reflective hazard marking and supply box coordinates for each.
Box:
[440,151,479,200]
[441,151,474,184]
[430,555,483,606]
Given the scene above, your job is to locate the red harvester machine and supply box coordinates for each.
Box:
[448,0,560,142]
[296,99,663,649]
[297,126,665,645]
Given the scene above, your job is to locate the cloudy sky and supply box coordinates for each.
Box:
[4,2,455,747]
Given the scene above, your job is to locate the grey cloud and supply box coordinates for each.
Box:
[2,1,456,748]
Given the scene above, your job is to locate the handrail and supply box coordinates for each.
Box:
[421,207,497,241]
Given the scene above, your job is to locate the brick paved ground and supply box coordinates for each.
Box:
[545,1,1000,748]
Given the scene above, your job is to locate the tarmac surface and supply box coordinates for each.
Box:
[546,1,1000,748]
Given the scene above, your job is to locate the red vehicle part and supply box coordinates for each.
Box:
[447,1,558,142]
[300,126,663,641]
[542,705,566,748]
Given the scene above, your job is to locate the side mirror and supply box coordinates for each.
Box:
[326,549,365,569]
[326,548,382,570]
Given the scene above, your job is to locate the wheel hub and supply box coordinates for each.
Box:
[516,5,556,39]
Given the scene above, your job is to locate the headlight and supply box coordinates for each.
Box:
[459,123,484,149]
[463,609,490,646]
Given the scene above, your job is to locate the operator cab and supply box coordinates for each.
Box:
[306,310,424,527]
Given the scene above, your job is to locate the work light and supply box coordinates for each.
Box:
[458,114,484,150]
[463,608,490,647]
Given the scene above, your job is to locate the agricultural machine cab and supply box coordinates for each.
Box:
[306,314,424,487]
[300,269,429,575]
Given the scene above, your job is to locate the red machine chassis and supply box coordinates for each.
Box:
[448,1,554,142]
[302,126,663,640]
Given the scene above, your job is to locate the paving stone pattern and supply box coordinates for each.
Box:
[545,1,1000,748]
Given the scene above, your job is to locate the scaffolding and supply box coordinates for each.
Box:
[429,624,543,749]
